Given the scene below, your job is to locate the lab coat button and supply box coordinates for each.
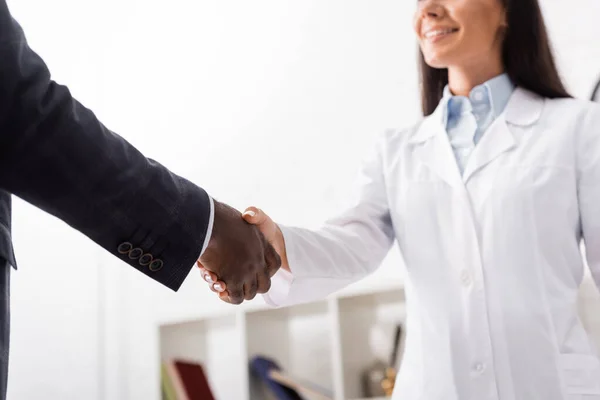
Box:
[460,270,472,286]
[474,363,485,373]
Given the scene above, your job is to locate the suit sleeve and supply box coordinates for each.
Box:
[263,131,395,307]
[0,2,213,291]
[577,101,600,292]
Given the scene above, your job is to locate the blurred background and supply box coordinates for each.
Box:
[5,0,600,399]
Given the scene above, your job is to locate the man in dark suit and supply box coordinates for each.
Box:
[0,1,280,398]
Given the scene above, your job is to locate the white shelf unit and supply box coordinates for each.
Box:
[158,284,405,400]
[159,314,250,400]
[337,290,406,399]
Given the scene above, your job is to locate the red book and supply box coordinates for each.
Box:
[173,360,216,400]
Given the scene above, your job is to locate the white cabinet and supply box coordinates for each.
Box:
[158,282,405,400]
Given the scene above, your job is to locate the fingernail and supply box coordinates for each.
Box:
[243,210,256,217]
[203,273,214,283]
[213,282,224,292]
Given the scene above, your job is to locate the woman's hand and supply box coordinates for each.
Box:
[198,206,289,303]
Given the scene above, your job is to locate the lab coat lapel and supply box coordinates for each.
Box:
[463,87,544,183]
[409,87,544,188]
[410,104,464,189]
[462,118,516,183]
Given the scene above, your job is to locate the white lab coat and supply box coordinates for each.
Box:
[264,88,600,400]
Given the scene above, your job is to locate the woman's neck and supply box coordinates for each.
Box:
[447,61,505,97]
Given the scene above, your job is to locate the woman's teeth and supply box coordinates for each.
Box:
[424,28,458,39]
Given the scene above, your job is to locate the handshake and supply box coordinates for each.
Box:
[197,200,289,305]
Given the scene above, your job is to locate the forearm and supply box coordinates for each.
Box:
[265,219,393,307]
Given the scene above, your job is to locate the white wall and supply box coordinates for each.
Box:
[5,0,600,399]
[8,1,111,399]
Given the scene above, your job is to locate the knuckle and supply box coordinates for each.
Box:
[263,268,272,281]
[231,297,244,305]
[244,283,258,300]
[229,289,243,303]
[256,276,269,294]
[261,279,272,293]
[258,274,271,293]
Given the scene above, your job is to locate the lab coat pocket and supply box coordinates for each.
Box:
[559,353,600,396]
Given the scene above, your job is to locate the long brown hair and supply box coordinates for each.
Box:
[420,0,571,116]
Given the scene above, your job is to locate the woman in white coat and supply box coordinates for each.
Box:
[200,0,600,398]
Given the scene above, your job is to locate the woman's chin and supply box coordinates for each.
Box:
[423,54,450,70]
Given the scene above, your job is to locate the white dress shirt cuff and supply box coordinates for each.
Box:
[198,195,215,258]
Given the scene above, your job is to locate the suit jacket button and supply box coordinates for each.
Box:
[117,242,133,254]
[128,248,143,260]
[149,259,163,271]
[139,254,153,266]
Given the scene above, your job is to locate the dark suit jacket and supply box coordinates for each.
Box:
[0,1,212,291]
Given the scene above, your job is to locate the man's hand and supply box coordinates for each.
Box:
[198,200,281,304]
[199,206,289,304]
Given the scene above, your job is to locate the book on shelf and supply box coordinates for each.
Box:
[161,359,215,400]
[161,362,180,400]
[269,370,334,400]
[251,356,334,400]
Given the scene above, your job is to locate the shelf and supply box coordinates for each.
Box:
[337,289,406,399]
[157,281,407,400]
[159,314,247,400]
[349,398,391,400]
[245,300,335,400]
